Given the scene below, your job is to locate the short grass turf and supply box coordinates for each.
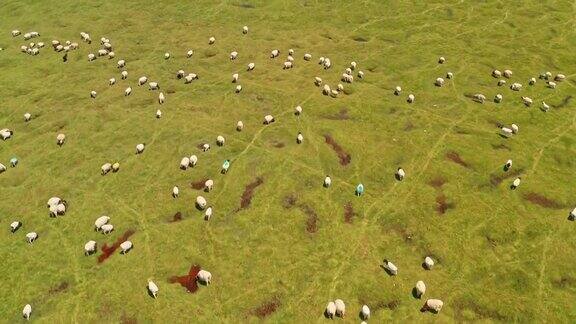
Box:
[0,0,575,322]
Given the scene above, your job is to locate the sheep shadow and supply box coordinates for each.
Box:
[323,309,333,319]
[421,262,431,270]
[503,165,510,172]
[412,287,422,299]
[146,286,156,299]
[420,305,439,314]
[510,184,517,190]
[394,173,403,181]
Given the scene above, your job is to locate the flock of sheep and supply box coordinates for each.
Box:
[2,24,573,321]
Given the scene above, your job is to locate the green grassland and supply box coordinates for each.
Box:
[0,0,575,322]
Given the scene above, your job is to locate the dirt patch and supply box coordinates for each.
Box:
[428,176,446,189]
[436,194,454,214]
[98,230,136,263]
[169,211,183,223]
[324,134,351,166]
[283,195,297,209]
[168,264,202,293]
[166,89,175,94]
[489,169,523,186]
[373,300,400,311]
[388,224,414,243]
[249,298,281,319]
[455,126,470,135]
[325,108,350,120]
[446,151,471,168]
[300,204,318,233]
[523,192,564,209]
[191,178,209,190]
[453,300,509,321]
[551,95,572,108]
[344,202,355,224]
[233,2,255,9]
[240,177,264,209]
[552,276,575,289]
[352,36,369,42]
[120,313,138,324]
[404,121,415,131]
[492,143,511,151]
[49,281,69,294]
[272,141,285,148]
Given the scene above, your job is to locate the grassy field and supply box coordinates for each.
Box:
[0,0,575,322]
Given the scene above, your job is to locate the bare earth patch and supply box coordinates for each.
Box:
[169,211,183,223]
[523,192,564,209]
[446,151,471,168]
[344,202,356,224]
[324,134,351,166]
[249,298,281,319]
[98,230,136,263]
[49,281,69,295]
[428,176,446,189]
[240,177,264,209]
[490,169,523,186]
[191,178,209,190]
[300,204,318,233]
[168,264,202,294]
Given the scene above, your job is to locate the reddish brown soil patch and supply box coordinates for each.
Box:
[324,135,351,166]
[250,298,281,318]
[300,205,318,233]
[344,202,356,224]
[490,169,523,186]
[492,143,511,151]
[120,313,138,324]
[373,300,400,311]
[436,194,454,214]
[98,230,136,263]
[446,151,470,168]
[240,177,264,209]
[49,282,69,294]
[523,192,564,209]
[428,177,446,189]
[283,195,297,209]
[169,211,183,223]
[273,142,285,148]
[191,178,209,190]
[168,264,202,293]
[326,108,350,120]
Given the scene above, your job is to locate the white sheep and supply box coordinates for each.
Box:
[414,280,427,298]
[322,84,331,95]
[159,92,165,104]
[358,71,364,79]
[117,59,125,68]
[112,162,120,172]
[187,50,194,58]
[438,56,445,64]
[47,197,61,207]
[232,73,239,83]
[529,77,536,85]
[205,207,213,221]
[237,121,244,131]
[235,85,242,93]
[23,304,32,320]
[446,72,453,79]
[497,80,506,89]
[304,53,312,61]
[360,305,370,320]
[345,68,352,75]
[208,36,215,44]
[56,133,66,146]
[180,157,190,170]
[569,208,576,221]
[435,77,444,87]
[283,61,293,69]
[119,71,127,80]
[156,109,162,118]
[407,94,415,103]
[109,78,116,86]
[205,179,214,192]
[88,53,96,61]
[424,256,435,269]
[512,177,521,189]
[383,260,398,275]
[120,240,133,254]
[84,240,97,255]
[101,163,112,175]
[197,269,212,284]
[511,124,519,134]
[296,132,304,144]
[337,84,344,92]
[202,143,210,152]
[247,62,255,71]
[554,74,566,82]
[494,94,503,103]
[216,135,225,146]
[323,58,331,69]
[264,115,275,124]
[94,216,110,231]
[547,81,557,89]
[424,299,443,313]
[541,101,550,112]
[230,51,238,60]
[341,74,353,83]
[138,76,148,86]
[196,196,207,210]
[394,86,402,95]
[314,77,322,86]
[107,51,115,59]
[148,280,159,298]
[177,70,185,79]
[334,299,345,317]
[98,49,108,56]
[164,52,170,60]
[510,83,522,91]
[505,159,513,170]
[295,105,303,115]
[189,155,198,167]
[492,69,502,78]
[26,232,38,243]
[125,87,132,96]
[148,82,159,90]
[1,128,13,140]
[173,186,179,198]
[270,49,279,58]
[330,89,339,98]
[12,30,21,37]
[396,167,406,180]
[501,127,513,137]
[101,224,114,234]
[324,176,331,188]
[243,26,249,34]
[287,55,294,62]
[10,221,22,233]
[90,90,97,98]
[325,302,336,318]
[136,143,145,154]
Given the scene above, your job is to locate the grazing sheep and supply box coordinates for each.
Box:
[49,204,59,217]
[12,30,21,37]
[541,101,550,112]
[492,69,502,78]
[358,71,365,79]
[9,158,17,168]
[288,48,294,55]
[337,84,344,92]
[501,127,513,138]
[237,121,244,131]
[334,299,346,318]
[0,163,6,174]
[318,57,325,64]
[494,94,503,103]
[394,86,402,96]
[222,159,230,174]
[197,269,212,284]
[138,76,148,86]
[341,73,353,83]
[156,109,162,118]
[415,281,426,298]
[148,281,159,298]
[205,207,213,221]
[522,96,533,107]
[446,72,453,79]
[270,49,279,58]
[84,240,97,255]
[148,82,159,90]
[529,77,536,85]
[164,52,170,60]
[361,305,370,320]
[101,163,112,175]
[88,53,96,61]
[232,73,239,83]
[90,90,97,98]
[383,259,398,275]
[1,128,13,140]
[187,50,194,58]
[184,74,196,83]
[569,208,576,221]
[504,159,513,171]
[396,167,406,180]
[120,240,133,254]
[510,83,522,91]
[438,56,445,64]
[119,71,127,81]
[180,157,190,170]
[101,224,114,234]
[136,143,145,154]
[423,299,443,313]
[117,59,125,68]
[243,26,249,34]
[503,69,513,78]
[473,93,486,103]
[26,232,38,243]
[322,84,331,95]
[235,85,242,93]
[330,90,339,98]
[20,45,28,53]
[205,179,214,192]
[554,74,566,82]
[56,133,66,146]
[196,196,207,210]
[109,78,116,86]
[108,52,115,59]
[314,77,322,86]
[98,49,108,56]
[325,302,336,318]
[95,216,110,231]
[355,184,364,196]
[230,51,238,60]
[512,177,521,189]
[23,304,32,320]
[208,36,215,44]
[511,124,519,134]
[189,155,198,167]
[283,61,293,69]
[125,87,132,96]
[202,143,210,152]
[216,136,225,146]
[112,162,120,172]
[177,70,185,79]
[287,55,295,62]
[247,62,255,71]
[47,197,61,207]
[435,77,444,87]
[295,105,302,115]
[296,132,304,144]
[159,92,165,104]
[304,53,312,61]
[323,58,331,69]
[424,256,435,269]
[407,94,415,103]
[264,115,275,124]
[350,61,357,70]
[172,186,179,198]
[547,81,557,89]
[324,176,332,188]
[10,221,22,233]
[345,68,352,75]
